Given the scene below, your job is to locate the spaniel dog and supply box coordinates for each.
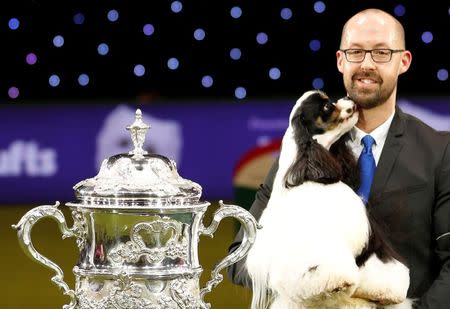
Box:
[245,90,412,309]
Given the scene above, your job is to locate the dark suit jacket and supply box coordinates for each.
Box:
[228,107,450,309]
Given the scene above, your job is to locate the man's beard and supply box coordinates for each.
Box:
[345,72,395,109]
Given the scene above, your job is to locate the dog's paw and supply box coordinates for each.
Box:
[270,254,359,302]
[353,254,410,304]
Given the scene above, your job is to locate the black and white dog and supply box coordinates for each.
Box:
[246,90,412,309]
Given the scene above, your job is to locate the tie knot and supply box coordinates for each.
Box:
[361,135,375,150]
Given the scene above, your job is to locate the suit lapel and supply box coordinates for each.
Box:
[370,107,406,199]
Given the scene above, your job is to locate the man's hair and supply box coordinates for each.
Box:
[340,8,406,49]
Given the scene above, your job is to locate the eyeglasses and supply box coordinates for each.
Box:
[340,49,405,63]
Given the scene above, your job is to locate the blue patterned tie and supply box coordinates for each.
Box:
[357,135,376,203]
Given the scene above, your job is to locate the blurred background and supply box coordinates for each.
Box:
[1,1,449,308]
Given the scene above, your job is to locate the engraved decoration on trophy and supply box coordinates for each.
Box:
[12,109,260,309]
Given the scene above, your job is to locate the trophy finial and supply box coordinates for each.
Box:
[126,109,150,158]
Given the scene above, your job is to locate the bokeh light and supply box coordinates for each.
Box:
[143,24,155,36]
[230,48,242,60]
[73,13,85,25]
[269,67,281,80]
[421,31,433,44]
[53,35,65,47]
[8,18,20,30]
[256,32,268,45]
[235,87,247,99]
[78,74,90,86]
[167,58,179,70]
[312,77,324,89]
[230,6,242,19]
[437,69,448,81]
[314,1,326,13]
[134,64,146,76]
[97,43,109,55]
[26,53,37,65]
[107,9,119,22]
[49,75,61,87]
[8,87,19,99]
[201,75,213,88]
[280,8,293,20]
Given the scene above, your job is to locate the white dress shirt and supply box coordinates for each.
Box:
[347,112,395,165]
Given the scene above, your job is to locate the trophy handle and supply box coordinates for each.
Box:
[12,202,77,309]
[199,200,260,308]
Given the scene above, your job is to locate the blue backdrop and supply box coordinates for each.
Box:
[1,97,449,204]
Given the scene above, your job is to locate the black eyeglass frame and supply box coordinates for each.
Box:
[339,48,405,63]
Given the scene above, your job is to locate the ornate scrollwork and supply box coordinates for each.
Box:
[108,216,188,265]
[77,273,200,309]
[170,276,201,309]
[70,209,88,250]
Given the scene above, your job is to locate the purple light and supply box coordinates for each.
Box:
[171,1,183,13]
[143,24,155,36]
[421,31,433,44]
[230,48,241,60]
[312,78,324,89]
[78,74,90,86]
[97,43,109,55]
[280,8,293,20]
[230,6,242,19]
[107,9,119,22]
[313,1,326,13]
[53,35,65,47]
[194,28,206,41]
[134,64,146,77]
[437,69,448,81]
[235,87,247,99]
[201,75,213,88]
[256,32,268,45]
[394,5,406,17]
[49,75,60,87]
[26,53,37,65]
[8,87,19,99]
[8,18,20,30]
[309,39,321,51]
[167,58,179,70]
[73,13,85,25]
[269,67,281,80]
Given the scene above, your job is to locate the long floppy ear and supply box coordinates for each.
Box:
[329,133,360,190]
[284,126,343,187]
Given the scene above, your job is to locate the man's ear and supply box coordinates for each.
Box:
[336,50,345,73]
[398,50,412,75]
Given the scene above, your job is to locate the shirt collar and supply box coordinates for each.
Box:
[350,111,395,146]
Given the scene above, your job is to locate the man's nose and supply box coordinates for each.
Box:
[360,52,376,70]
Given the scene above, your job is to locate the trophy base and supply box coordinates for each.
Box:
[75,272,202,309]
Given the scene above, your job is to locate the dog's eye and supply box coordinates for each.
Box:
[323,103,333,112]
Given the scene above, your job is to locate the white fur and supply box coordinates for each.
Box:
[246,91,412,309]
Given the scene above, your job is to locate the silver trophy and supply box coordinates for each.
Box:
[12,109,259,309]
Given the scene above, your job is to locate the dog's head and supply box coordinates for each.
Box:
[284,90,359,188]
[289,90,358,148]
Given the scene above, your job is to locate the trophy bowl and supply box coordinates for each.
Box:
[12,109,259,309]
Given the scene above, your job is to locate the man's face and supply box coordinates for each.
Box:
[336,13,411,109]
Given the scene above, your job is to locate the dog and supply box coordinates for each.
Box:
[245,90,412,309]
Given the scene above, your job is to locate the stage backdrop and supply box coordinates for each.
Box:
[1,97,449,204]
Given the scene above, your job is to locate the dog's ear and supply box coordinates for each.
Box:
[329,133,360,190]
[284,140,343,188]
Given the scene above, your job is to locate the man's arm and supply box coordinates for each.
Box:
[416,135,450,308]
[227,158,278,287]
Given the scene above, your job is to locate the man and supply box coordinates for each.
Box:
[228,8,450,308]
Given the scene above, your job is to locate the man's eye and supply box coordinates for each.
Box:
[374,49,389,56]
[348,49,363,55]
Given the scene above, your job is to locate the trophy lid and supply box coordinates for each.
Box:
[73,109,202,204]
